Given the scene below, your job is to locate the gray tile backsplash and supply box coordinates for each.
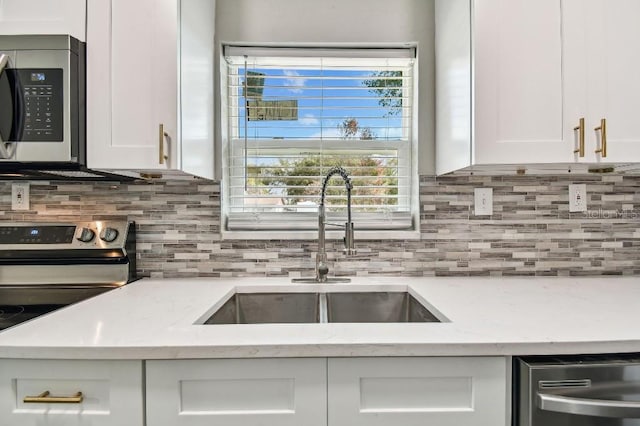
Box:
[1,174,639,278]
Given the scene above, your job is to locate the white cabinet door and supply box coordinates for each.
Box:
[179,0,216,179]
[435,0,472,174]
[87,0,215,177]
[473,0,569,165]
[0,0,86,41]
[571,0,640,163]
[146,358,327,426]
[0,359,144,426]
[561,0,595,162]
[437,0,570,173]
[328,357,508,426]
[86,0,178,171]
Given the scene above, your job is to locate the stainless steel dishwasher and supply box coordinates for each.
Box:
[515,354,640,426]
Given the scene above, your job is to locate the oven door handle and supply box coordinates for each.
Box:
[538,390,640,418]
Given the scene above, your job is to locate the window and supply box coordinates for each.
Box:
[222,46,417,233]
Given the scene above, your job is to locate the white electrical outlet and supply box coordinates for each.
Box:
[474,188,493,216]
[11,183,30,211]
[569,183,587,212]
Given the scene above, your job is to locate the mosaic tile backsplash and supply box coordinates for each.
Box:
[1,174,639,278]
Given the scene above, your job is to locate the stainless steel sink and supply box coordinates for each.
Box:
[202,290,442,324]
[204,293,319,324]
[326,292,440,323]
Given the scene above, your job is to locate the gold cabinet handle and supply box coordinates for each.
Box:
[573,117,585,157]
[23,391,83,404]
[594,118,607,157]
[159,124,169,164]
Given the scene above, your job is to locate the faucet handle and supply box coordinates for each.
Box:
[343,245,357,256]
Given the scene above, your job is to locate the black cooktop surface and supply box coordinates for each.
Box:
[0,304,64,331]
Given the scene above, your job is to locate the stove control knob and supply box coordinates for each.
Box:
[100,227,119,243]
[76,227,95,243]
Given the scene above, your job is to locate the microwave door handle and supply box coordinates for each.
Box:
[0,54,8,152]
[0,54,16,159]
[0,54,8,71]
[538,392,640,418]
[13,64,26,142]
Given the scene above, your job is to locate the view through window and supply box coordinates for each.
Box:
[223,47,416,231]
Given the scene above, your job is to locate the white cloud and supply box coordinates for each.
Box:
[283,70,306,94]
[383,127,405,140]
[308,128,342,139]
[299,114,319,126]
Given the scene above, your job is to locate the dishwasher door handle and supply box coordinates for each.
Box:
[538,392,640,418]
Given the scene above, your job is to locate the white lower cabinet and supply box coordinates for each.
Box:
[146,356,508,426]
[146,358,327,426]
[0,359,144,426]
[329,357,508,426]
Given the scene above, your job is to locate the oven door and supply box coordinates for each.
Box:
[517,356,640,426]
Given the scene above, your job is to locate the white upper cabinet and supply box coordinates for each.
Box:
[437,0,567,174]
[86,0,215,179]
[0,0,86,41]
[436,0,640,174]
[473,0,567,166]
[566,0,640,163]
[87,0,177,172]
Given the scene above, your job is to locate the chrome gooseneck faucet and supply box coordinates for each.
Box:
[315,166,356,282]
[292,166,356,283]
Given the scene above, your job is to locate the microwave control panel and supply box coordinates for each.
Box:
[16,68,63,142]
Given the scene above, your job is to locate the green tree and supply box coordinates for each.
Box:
[362,70,403,116]
[337,118,375,140]
[252,155,398,210]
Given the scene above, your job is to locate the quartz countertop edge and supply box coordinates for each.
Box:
[0,276,638,359]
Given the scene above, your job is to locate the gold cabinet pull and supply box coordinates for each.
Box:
[594,118,607,157]
[573,117,585,157]
[159,124,169,164]
[23,391,83,404]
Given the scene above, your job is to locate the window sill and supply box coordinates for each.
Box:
[221,229,421,241]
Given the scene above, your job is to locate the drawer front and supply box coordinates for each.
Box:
[146,358,327,426]
[0,359,143,426]
[328,357,508,426]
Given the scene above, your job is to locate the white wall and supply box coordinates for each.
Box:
[214,0,436,175]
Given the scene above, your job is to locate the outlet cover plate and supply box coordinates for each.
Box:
[569,183,587,212]
[11,183,30,211]
[474,188,493,216]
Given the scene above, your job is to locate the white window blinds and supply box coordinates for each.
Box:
[223,47,416,231]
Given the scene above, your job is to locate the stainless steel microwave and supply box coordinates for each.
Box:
[0,35,85,169]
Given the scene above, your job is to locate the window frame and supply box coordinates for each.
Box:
[220,46,421,240]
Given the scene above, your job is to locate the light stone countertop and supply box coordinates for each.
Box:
[0,276,638,359]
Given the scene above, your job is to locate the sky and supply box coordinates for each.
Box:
[236,67,407,141]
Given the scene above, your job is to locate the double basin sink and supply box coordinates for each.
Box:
[200,287,444,324]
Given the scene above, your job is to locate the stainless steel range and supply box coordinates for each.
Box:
[0,221,136,330]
